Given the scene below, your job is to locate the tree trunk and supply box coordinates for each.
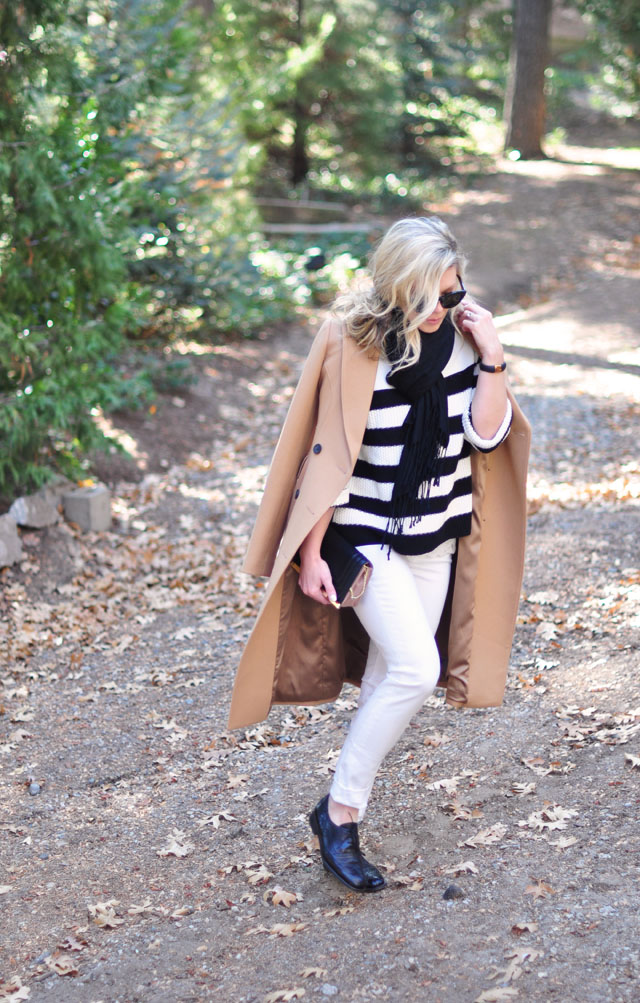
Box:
[291,97,310,186]
[503,0,552,158]
[290,0,309,186]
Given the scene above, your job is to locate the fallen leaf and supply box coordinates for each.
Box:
[269,923,308,938]
[247,923,307,938]
[300,967,327,979]
[443,860,478,877]
[426,775,462,794]
[198,811,237,829]
[157,829,195,858]
[390,874,424,890]
[45,954,79,977]
[459,823,507,849]
[549,836,578,850]
[491,946,543,984]
[264,989,306,1003]
[423,731,451,747]
[0,977,31,1000]
[475,989,519,1002]
[524,879,555,899]
[127,899,154,916]
[264,886,300,908]
[508,782,536,797]
[511,921,539,936]
[246,864,274,886]
[226,774,249,789]
[87,899,124,928]
[518,804,577,832]
[324,905,355,917]
[624,753,640,768]
[57,935,88,952]
[442,799,484,820]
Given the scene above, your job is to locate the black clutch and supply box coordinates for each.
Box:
[291,524,373,609]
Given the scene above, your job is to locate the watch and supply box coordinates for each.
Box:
[478,360,507,373]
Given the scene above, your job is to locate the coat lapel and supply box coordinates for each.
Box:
[341,334,378,468]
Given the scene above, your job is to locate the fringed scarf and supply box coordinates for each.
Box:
[384,313,455,541]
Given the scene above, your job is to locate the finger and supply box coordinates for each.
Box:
[319,565,338,605]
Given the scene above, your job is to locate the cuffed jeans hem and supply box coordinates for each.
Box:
[328,779,373,823]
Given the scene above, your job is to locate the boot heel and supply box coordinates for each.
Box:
[309,810,320,837]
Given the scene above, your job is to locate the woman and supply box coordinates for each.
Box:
[228,217,530,894]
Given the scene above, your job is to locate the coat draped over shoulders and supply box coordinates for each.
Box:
[228,315,531,730]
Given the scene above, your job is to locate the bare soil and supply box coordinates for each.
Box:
[1,121,640,1003]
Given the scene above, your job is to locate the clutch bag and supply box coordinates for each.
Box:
[291,524,372,609]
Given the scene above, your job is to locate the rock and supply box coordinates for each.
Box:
[62,484,111,532]
[0,514,22,567]
[29,782,41,796]
[321,986,338,997]
[9,487,60,528]
[443,883,465,900]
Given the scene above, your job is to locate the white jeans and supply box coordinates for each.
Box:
[329,539,455,820]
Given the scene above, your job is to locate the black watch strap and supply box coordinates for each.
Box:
[478,360,507,373]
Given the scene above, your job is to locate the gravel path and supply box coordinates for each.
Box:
[1,128,639,1003]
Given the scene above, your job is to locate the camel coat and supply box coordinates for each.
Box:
[228,316,531,730]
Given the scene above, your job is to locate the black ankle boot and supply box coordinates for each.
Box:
[361,854,386,892]
[309,796,385,894]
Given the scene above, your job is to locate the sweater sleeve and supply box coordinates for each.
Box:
[462,397,512,453]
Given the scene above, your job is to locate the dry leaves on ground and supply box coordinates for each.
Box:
[458,824,507,849]
[45,954,79,977]
[246,922,308,938]
[87,899,124,928]
[489,946,543,984]
[264,989,306,1003]
[0,979,31,1001]
[524,879,555,900]
[264,886,301,908]
[300,967,327,979]
[156,829,195,857]
[518,804,578,833]
[443,860,478,877]
[475,988,519,1002]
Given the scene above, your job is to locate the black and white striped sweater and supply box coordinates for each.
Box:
[331,331,512,555]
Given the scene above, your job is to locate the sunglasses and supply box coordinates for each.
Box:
[438,274,466,310]
[413,275,466,314]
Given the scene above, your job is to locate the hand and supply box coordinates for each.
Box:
[298,549,337,605]
[456,298,505,366]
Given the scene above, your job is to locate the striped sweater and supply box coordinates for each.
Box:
[331,331,512,555]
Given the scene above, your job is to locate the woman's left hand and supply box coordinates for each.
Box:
[455,298,505,368]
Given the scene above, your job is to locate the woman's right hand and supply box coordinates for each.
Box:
[297,508,338,605]
[298,550,337,605]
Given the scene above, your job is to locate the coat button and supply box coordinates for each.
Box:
[294,489,300,498]
[312,443,322,454]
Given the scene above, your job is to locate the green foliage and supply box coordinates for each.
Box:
[0,0,290,497]
[573,0,640,106]
[251,230,373,308]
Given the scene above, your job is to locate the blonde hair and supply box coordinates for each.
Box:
[334,216,466,369]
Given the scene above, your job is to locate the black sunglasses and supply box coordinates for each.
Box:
[438,274,466,310]
[414,275,466,314]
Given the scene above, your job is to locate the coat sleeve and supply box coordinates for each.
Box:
[242,318,335,578]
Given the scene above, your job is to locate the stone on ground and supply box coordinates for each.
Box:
[62,484,112,532]
[9,487,60,528]
[0,514,22,567]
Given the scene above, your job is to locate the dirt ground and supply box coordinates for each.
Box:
[1,120,640,1003]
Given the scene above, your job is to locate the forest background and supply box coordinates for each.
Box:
[0,0,638,501]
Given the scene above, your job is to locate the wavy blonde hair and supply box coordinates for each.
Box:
[334,216,466,369]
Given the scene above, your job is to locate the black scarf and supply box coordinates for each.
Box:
[384,313,455,540]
